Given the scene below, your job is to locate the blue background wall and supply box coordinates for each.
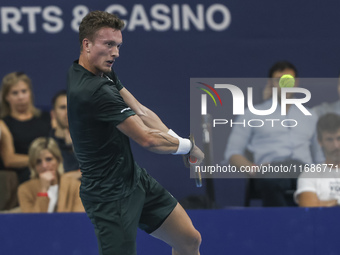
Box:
[1,208,340,255]
[1,0,340,207]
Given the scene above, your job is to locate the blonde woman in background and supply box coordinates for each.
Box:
[0,72,51,184]
[18,137,84,213]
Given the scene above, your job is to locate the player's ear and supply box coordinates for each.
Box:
[83,38,91,53]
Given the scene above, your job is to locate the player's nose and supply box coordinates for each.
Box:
[111,46,119,58]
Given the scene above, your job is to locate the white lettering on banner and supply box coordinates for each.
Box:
[105,4,231,31]
[1,6,63,33]
[172,5,180,30]
[21,7,41,33]
[127,4,151,31]
[1,3,231,34]
[43,6,63,33]
[182,4,204,31]
[1,7,23,33]
[206,4,231,31]
[71,5,89,32]
[150,4,171,31]
[105,4,128,28]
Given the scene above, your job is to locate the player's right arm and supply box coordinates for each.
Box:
[117,114,204,161]
[119,87,169,132]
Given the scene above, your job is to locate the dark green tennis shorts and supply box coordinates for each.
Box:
[81,168,178,255]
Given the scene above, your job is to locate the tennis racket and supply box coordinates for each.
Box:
[183,134,202,187]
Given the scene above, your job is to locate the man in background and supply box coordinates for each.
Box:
[50,90,80,175]
[225,61,324,206]
[295,113,340,207]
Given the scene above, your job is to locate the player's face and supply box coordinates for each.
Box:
[6,80,31,113]
[53,95,68,129]
[319,129,340,164]
[35,149,59,177]
[87,27,122,76]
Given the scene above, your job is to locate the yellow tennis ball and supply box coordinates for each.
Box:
[279,74,295,88]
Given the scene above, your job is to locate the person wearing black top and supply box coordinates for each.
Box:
[0,72,51,184]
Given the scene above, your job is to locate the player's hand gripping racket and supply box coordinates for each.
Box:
[183,135,202,187]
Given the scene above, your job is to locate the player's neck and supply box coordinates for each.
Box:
[79,54,103,77]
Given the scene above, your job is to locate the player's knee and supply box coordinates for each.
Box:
[186,229,202,251]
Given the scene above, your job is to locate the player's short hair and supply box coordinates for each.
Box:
[1,71,40,118]
[268,61,298,78]
[52,90,67,109]
[317,113,340,141]
[79,11,125,51]
[28,137,64,179]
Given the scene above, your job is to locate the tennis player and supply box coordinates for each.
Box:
[67,10,204,255]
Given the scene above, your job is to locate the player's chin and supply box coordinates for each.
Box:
[103,66,112,74]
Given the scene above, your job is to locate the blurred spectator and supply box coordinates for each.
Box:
[295,113,340,207]
[50,90,80,177]
[0,120,28,211]
[17,137,84,213]
[0,71,51,184]
[225,61,324,206]
[262,61,297,101]
[312,76,340,117]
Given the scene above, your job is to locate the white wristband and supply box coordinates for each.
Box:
[168,129,192,155]
[167,129,180,138]
[172,137,192,155]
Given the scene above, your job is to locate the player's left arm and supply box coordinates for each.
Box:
[119,86,204,164]
[119,87,169,132]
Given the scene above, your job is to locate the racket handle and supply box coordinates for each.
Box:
[189,156,202,188]
[195,171,202,188]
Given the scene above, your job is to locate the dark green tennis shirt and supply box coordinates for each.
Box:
[67,60,141,202]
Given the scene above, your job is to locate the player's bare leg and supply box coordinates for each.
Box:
[151,203,201,255]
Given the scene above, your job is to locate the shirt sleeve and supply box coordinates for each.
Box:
[224,111,253,163]
[93,81,135,126]
[110,69,124,91]
[18,183,49,213]
[294,172,317,204]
